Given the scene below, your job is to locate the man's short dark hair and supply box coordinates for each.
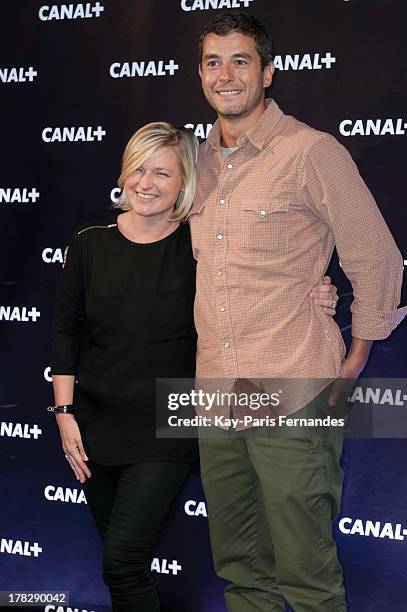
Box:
[198,12,273,69]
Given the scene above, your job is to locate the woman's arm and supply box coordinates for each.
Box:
[51,236,91,483]
[52,374,91,483]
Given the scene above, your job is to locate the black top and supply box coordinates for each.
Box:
[51,214,197,465]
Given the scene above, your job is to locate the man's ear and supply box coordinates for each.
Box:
[263,62,275,88]
[199,63,203,78]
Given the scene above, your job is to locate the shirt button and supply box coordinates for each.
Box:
[227,163,233,169]
[217,270,224,276]
[220,306,226,312]
[224,342,230,348]
[217,234,223,240]
[260,210,267,216]
[219,199,225,205]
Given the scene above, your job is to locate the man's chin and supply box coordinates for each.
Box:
[216,105,246,118]
[204,94,249,118]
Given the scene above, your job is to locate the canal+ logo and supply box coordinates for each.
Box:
[181,0,254,10]
[110,188,121,204]
[274,52,336,71]
[42,126,106,143]
[45,608,94,612]
[1,538,42,557]
[151,557,182,576]
[39,2,104,20]
[339,118,407,137]
[0,421,42,440]
[42,248,65,264]
[45,485,87,504]
[184,499,208,517]
[0,188,40,204]
[0,67,37,83]
[339,517,407,541]
[0,306,40,322]
[110,60,179,79]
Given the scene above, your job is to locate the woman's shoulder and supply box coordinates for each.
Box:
[63,214,120,267]
[73,213,119,240]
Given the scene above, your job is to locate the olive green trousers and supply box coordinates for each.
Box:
[199,416,347,611]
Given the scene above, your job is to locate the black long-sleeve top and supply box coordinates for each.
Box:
[51,215,197,465]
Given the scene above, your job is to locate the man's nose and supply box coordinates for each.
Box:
[218,63,233,82]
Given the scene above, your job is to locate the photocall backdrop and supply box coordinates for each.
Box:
[1,1,407,611]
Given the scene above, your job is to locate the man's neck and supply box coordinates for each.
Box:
[218,98,267,148]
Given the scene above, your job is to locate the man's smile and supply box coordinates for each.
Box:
[216,89,243,96]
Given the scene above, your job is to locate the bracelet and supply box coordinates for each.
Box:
[47,404,75,414]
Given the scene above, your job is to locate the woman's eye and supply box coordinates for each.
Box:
[157,172,169,177]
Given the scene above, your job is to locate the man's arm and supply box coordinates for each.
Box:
[341,337,373,376]
[302,135,406,364]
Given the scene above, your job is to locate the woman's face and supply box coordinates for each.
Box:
[123,147,183,222]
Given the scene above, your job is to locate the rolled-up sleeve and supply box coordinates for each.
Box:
[51,234,86,374]
[302,135,406,340]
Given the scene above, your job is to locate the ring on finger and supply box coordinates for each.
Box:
[64,453,71,461]
[331,300,337,309]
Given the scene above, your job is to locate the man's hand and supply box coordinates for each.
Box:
[310,276,338,316]
[56,413,92,483]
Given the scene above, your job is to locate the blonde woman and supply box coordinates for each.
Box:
[50,122,339,612]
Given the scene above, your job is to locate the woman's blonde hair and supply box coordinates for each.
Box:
[116,122,199,222]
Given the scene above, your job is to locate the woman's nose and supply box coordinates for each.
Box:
[138,171,154,190]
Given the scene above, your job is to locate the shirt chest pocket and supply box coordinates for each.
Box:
[237,198,290,258]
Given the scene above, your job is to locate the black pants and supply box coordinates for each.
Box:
[82,460,191,612]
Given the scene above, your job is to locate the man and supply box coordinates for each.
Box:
[188,12,406,612]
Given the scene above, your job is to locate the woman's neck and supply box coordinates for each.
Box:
[118,211,179,244]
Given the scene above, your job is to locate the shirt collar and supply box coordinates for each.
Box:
[207,98,284,152]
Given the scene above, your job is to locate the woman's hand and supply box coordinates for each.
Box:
[56,413,92,483]
[310,275,338,316]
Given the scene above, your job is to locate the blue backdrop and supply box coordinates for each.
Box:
[1,1,406,611]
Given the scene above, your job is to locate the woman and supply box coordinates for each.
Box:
[50,122,339,612]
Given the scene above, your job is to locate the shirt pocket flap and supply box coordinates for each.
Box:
[242,198,290,216]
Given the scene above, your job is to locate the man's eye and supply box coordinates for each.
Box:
[207,61,219,67]
[236,59,247,65]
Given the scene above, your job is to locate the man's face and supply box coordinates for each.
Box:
[199,32,274,119]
